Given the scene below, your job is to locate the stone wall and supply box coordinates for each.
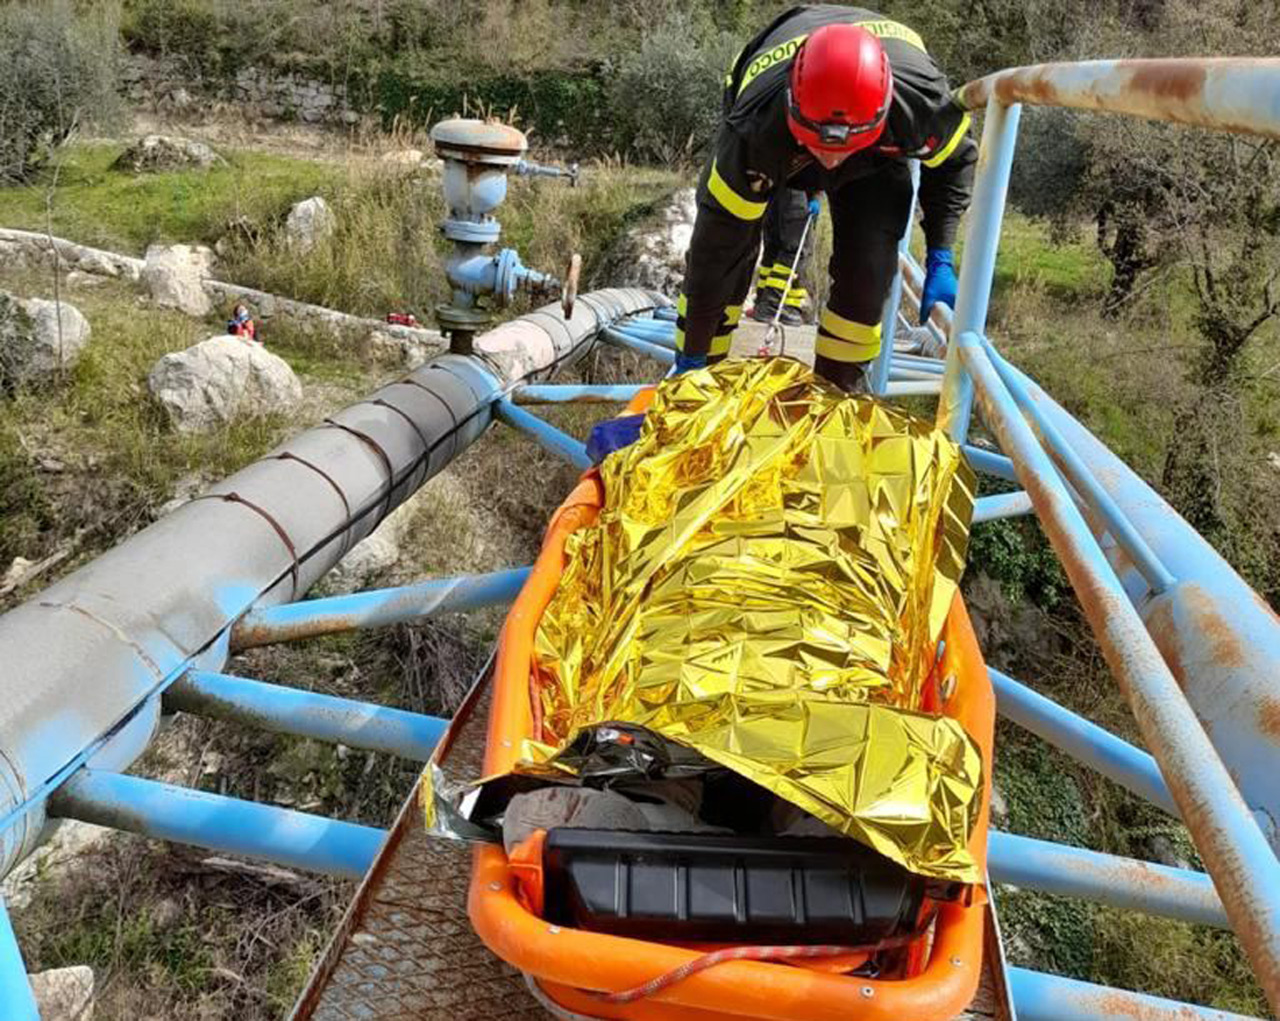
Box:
[121,54,361,126]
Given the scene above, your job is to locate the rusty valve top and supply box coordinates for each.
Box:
[430,118,528,165]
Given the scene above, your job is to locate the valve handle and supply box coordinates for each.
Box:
[562,253,581,319]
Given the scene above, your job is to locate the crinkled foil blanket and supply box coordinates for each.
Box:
[511,359,980,881]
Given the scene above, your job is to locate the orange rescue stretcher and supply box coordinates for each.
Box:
[468,392,995,1021]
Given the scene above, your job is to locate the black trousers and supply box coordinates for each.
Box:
[758,188,814,306]
[785,162,914,390]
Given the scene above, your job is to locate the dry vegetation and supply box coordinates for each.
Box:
[2,0,1279,1016]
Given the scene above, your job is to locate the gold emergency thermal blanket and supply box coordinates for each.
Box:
[524,358,981,881]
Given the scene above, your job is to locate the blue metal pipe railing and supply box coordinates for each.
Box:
[0,898,36,1020]
[231,568,530,649]
[957,58,1280,143]
[49,770,385,879]
[982,340,1176,595]
[883,379,943,397]
[962,444,1018,482]
[989,831,1225,928]
[991,667,1176,815]
[1008,968,1264,1021]
[872,161,921,395]
[613,325,678,351]
[956,329,1280,998]
[994,355,1280,848]
[893,352,947,373]
[601,327,677,365]
[493,399,592,470]
[165,672,448,762]
[514,384,645,405]
[973,491,1034,523]
[615,319,677,340]
[938,97,1022,444]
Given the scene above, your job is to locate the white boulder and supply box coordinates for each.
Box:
[29,966,94,1021]
[596,188,696,296]
[284,196,335,251]
[0,293,91,386]
[142,243,216,316]
[381,148,425,169]
[148,335,302,433]
[112,134,224,173]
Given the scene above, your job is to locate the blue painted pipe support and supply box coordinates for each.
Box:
[983,340,1176,595]
[493,399,592,470]
[165,671,448,762]
[991,667,1176,815]
[957,329,1280,999]
[884,379,943,397]
[872,160,921,395]
[615,319,676,339]
[1008,968,1264,1021]
[962,444,1018,482]
[514,384,645,405]
[889,367,941,382]
[601,327,677,365]
[893,353,947,373]
[989,831,1225,928]
[973,491,1034,523]
[49,770,384,879]
[231,568,531,649]
[614,324,677,351]
[0,898,37,1021]
[939,98,1022,444]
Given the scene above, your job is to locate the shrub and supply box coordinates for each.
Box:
[608,14,740,165]
[0,0,124,183]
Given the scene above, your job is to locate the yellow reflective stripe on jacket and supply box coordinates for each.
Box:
[923,112,972,168]
[710,331,734,357]
[854,19,926,52]
[817,310,881,361]
[725,304,743,326]
[677,293,688,316]
[738,33,809,94]
[784,290,807,306]
[708,160,768,221]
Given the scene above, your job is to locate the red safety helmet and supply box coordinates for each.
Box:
[787,24,892,169]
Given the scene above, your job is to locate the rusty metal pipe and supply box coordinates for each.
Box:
[990,832,1226,928]
[0,288,661,879]
[1008,968,1264,1021]
[957,330,1280,1010]
[957,58,1280,142]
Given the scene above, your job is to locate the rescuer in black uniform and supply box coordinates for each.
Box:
[674,5,976,392]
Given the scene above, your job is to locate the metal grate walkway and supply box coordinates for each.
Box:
[291,667,1012,1021]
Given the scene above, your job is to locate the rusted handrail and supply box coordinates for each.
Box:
[956,58,1280,141]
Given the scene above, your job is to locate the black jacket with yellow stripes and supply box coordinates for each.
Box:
[680,4,976,357]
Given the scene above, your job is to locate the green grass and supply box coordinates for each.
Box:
[221,158,681,320]
[0,270,369,586]
[0,142,339,254]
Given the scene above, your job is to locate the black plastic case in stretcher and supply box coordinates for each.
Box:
[542,827,963,944]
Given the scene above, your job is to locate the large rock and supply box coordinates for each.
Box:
[148,336,302,433]
[112,134,224,173]
[0,293,91,386]
[29,966,94,1021]
[595,188,696,296]
[284,195,335,252]
[143,243,216,316]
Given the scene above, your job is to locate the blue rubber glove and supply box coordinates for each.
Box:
[920,247,957,324]
[586,413,646,464]
[673,351,709,374]
[807,196,822,218]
